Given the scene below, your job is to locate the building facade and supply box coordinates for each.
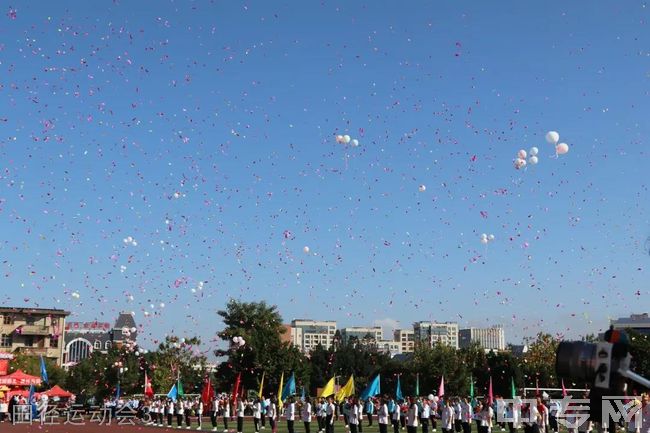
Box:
[340,326,383,345]
[0,307,70,366]
[63,312,137,367]
[413,321,459,349]
[459,326,506,351]
[611,313,650,335]
[377,340,402,357]
[393,329,415,353]
[290,319,337,352]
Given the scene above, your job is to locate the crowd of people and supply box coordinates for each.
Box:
[137,393,650,433]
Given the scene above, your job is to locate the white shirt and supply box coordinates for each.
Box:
[378,404,389,425]
[481,407,494,428]
[461,402,473,422]
[253,402,262,419]
[455,403,463,421]
[442,406,455,429]
[286,403,296,421]
[237,401,245,417]
[407,404,419,427]
[302,403,312,422]
[326,403,335,422]
[422,403,431,419]
[267,403,276,420]
[213,399,220,414]
[223,401,231,417]
[349,404,360,425]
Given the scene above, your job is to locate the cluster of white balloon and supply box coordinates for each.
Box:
[514,147,539,170]
[232,336,246,348]
[123,236,138,246]
[71,291,80,299]
[335,134,360,147]
[545,131,569,156]
[480,233,495,245]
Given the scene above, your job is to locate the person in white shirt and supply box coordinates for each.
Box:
[317,398,327,433]
[390,398,401,433]
[421,398,431,433]
[430,399,439,433]
[222,397,231,432]
[286,397,297,433]
[36,394,48,426]
[461,398,473,433]
[349,397,361,433]
[185,398,193,429]
[482,400,494,433]
[251,398,262,433]
[358,400,365,433]
[211,397,220,431]
[505,403,517,433]
[548,401,560,433]
[197,398,204,430]
[454,400,463,433]
[167,399,175,427]
[378,396,390,433]
[442,400,455,433]
[326,396,336,433]
[267,397,277,433]
[236,397,245,433]
[407,397,420,433]
[303,397,313,433]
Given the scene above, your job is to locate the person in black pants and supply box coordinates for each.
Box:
[176,400,184,428]
[377,396,389,433]
[325,396,335,433]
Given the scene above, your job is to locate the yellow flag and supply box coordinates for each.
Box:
[278,372,284,407]
[319,376,336,398]
[335,375,355,402]
[258,372,265,398]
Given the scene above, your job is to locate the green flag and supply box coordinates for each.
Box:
[415,373,420,396]
[510,377,516,399]
[469,375,474,403]
[178,377,185,397]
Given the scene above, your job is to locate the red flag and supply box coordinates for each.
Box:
[232,372,242,403]
[202,376,215,406]
[561,380,567,397]
[488,376,493,405]
[144,372,154,398]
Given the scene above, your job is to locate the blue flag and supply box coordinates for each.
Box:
[167,383,178,401]
[281,372,296,401]
[39,356,48,385]
[360,375,381,400]
[395,375,403,402]
[301,386,306,402]
[28,384,37,419]
[115,383,121,401]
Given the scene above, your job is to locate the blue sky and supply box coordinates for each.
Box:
[1,1,649,355]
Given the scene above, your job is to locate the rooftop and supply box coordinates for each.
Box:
[0,307,70,316]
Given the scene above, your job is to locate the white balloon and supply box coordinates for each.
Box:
[303,246,310,254]
[336,135,344,143]
[351,139,359,147]
[529,147,539,156]
[418,184,426,192]
[240,339,246,346]
[233,336,239,343]
[481,233,488,239]
[488,234,495,241]
[514,158,526,169]
[545,131,560,145]
[159,302,165,308]
[517,149,527,159]
[528,156,538,165]
[480,238,489,245]
[428,394,435,401]
[556,143,569,155]
[343,135,351,144]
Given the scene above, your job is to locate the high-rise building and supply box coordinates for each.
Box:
[63,312,138,367]
[459,326,505,351]
[393,329,415,353]
[0,307,70,366]
[290,319,337,352]
[611,313,650,335]
[377,340,402,357]
[413,321,459,349]
[340,326,383,344]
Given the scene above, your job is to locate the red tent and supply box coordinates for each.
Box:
[0,369,42,386]
[43,385,74,398]
[7,389,39,399]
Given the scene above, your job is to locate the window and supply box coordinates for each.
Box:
[3,315,13,325]
[94,340,101,349]
[50,336,58,348]
[24,336,34,347]
[0,334,12,347]
[25,316,36,325]
[105,341,112,350]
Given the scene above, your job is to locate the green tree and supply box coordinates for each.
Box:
[521,333,559,388]
[215,299,308,394]
[627,329,650,380]
[146,335,208,395]
[9,354,67,389]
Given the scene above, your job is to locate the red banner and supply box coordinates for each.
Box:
[0,360,8,376]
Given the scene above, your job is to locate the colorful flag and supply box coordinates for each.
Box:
[177,376,185,397]
[145,372,154,398]
[335,375,355,403]
[167,383,178,401]
[282,372,296,401]
[438,376,445,398]
[319,377,336,398]
[395,375,403,402]
[360,374,381,400]
[469,375,475,400]
[202,376,215,406]
[258,372,265,398]
[510,377,516,399]
[415,373,420,396]
[39,356,48,385]
[278,372,285,406]
[488,376,494,405]
[561,379,567,397]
